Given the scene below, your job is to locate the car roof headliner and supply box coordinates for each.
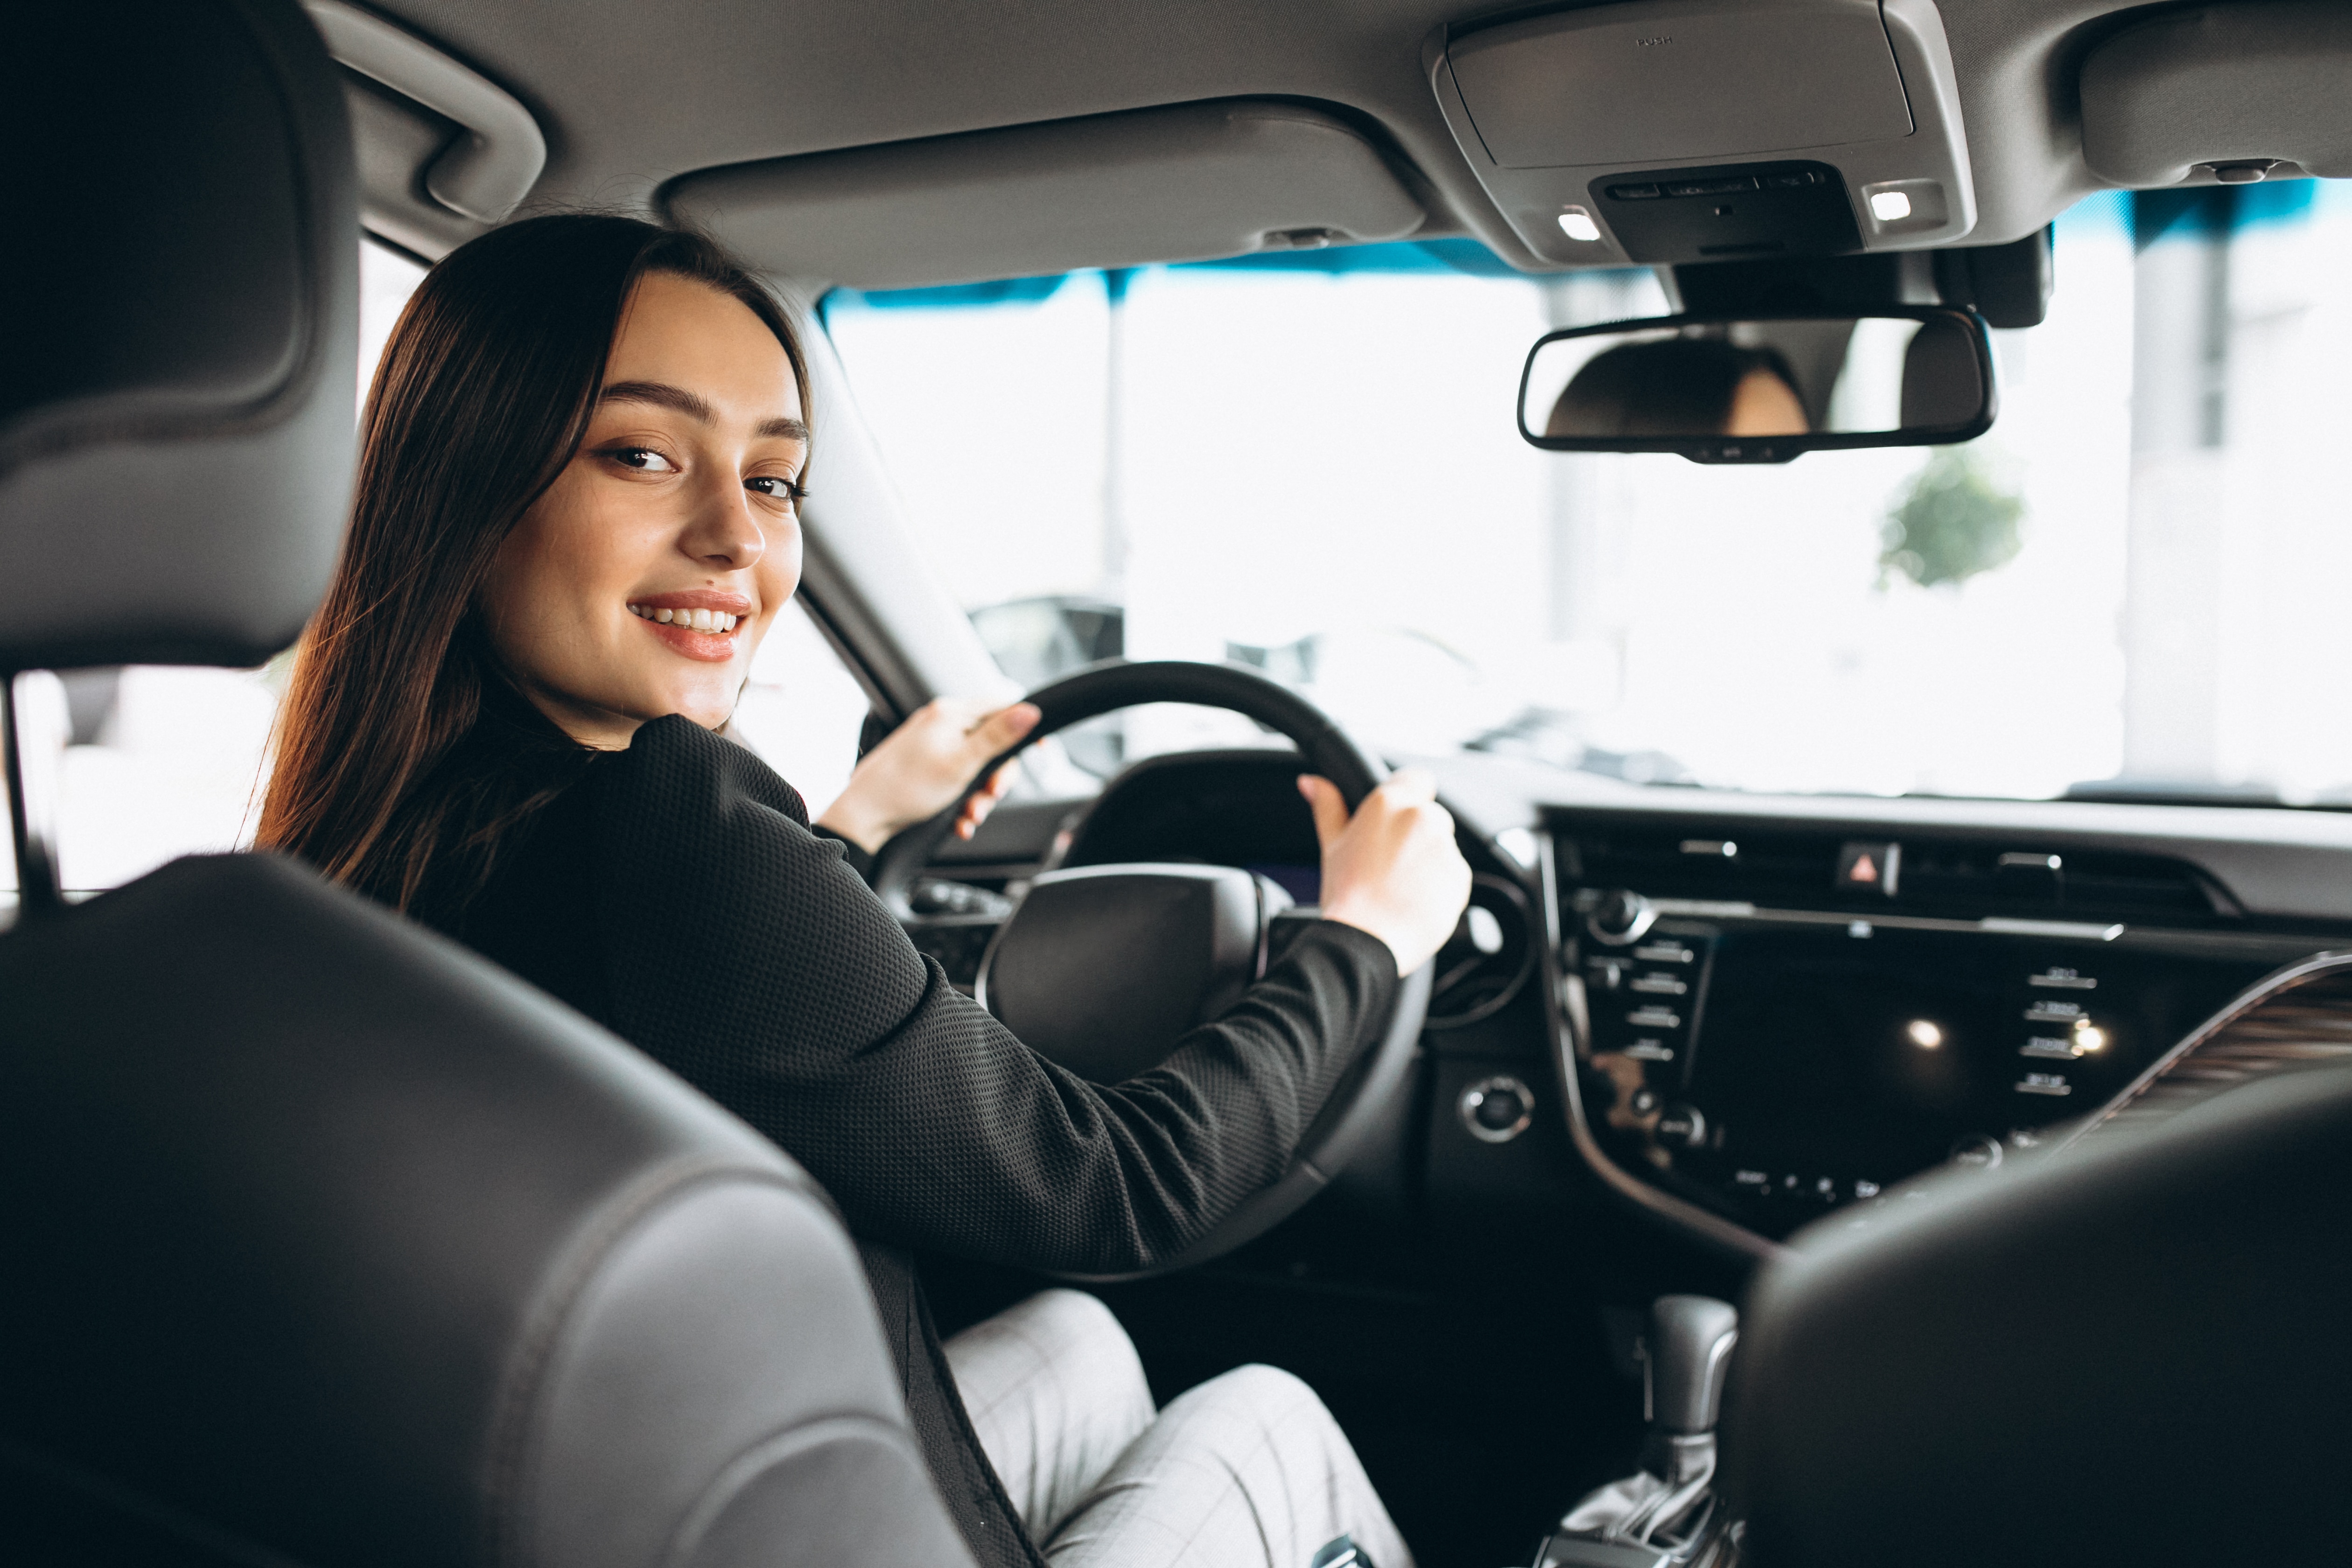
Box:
[361,0,2205,272]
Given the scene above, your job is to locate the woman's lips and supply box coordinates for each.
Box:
[625,595,752,665]
[634,617,740,663]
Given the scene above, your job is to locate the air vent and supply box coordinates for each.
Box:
[1555,822,2232,924]
[1426,875,1538,1030]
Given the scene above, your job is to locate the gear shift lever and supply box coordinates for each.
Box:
[1639,1295,1740,1476]
[1536,1296,1739,1568]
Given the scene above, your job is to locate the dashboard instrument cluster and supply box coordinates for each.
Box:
[1540,812,2341,1247]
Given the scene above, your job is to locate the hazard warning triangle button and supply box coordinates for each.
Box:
[1836,841,1901,897]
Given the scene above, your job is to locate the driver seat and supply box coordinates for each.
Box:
[0,5,974,1565]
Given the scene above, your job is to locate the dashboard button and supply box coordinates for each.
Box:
[2016,1072,2073,1097]
[1459,1076,1535,1144]
[1624,1038,1675,1063]
[1949,1134,2003,1169]
[1629,973,1688,996]
[1586,889,1657,946]
[2024,1000,2087,1024]
[1836,840,1902,896]
[1628,1005,1682,1029]
[1634,942,1694,964]
[1655,1103,1708,1148]
[1666,175,1757,196]
[2029,967,2097,990]
[2020,1036,2079,1059]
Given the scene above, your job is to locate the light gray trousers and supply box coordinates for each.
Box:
[942,1289,1416,1568]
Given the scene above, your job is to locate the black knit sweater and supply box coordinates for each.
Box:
[412,714,1400,1566]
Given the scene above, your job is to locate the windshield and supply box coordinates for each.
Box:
[825,184,2352,805]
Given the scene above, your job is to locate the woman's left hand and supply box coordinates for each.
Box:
[815,698,1042,854]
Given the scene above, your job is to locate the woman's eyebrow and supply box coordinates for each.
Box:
[600,380,808,443]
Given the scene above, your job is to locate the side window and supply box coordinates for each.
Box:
[730,597,875,817]
[359,238,428,406]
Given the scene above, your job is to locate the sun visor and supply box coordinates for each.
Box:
[2080,1,2352,188]
[1428,0,1975,267]
[664,100,1427,291]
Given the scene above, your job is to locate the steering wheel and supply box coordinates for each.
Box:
[871,660,1433,1281]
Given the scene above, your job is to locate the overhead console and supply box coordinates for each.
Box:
[1536,810,2350,1257]
[1427,0,1974,268]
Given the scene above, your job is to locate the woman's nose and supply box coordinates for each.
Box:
[679,474,766,570]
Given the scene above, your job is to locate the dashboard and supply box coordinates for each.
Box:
[1540,812,2342,1250]
[905,748,2352,1261]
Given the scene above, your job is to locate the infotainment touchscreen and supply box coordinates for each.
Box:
[1575,919,2269,1236]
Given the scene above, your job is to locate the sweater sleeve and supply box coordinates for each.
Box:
[807,823,876,884]
[590,715,1400,1275]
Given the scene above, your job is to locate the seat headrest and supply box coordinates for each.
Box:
[0,0,357,676]
[1898,317,1983,430]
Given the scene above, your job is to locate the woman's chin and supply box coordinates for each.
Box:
[647,686,739,733]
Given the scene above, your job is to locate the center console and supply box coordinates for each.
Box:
[1540,812,2337,1248]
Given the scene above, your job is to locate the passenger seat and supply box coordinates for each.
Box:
[0,5,975,1565]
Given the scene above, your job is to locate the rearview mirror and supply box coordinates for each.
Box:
[1518,307,1995,463]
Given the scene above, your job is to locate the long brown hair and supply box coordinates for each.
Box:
[259,215,810,910]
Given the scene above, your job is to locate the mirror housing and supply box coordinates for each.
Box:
[1518,306,1996,463]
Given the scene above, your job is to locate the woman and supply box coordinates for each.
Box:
[260,215,1471,1568]
[1547,337,1810,440]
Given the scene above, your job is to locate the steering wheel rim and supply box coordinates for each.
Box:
[872,659,1433,1280]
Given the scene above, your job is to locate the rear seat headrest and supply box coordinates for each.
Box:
[0,0,357,676]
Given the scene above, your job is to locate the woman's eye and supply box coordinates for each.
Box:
[602,446,677,473]
[746,475,806,504]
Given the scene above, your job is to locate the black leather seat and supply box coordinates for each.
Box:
[0,6,974,1565]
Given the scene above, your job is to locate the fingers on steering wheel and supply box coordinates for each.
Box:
[1297,774,1351,847]
[968,701,1042,754]
[955,761,1018,839]
[1379,767,1438,806]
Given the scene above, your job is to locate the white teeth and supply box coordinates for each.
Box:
[628,603,740,632]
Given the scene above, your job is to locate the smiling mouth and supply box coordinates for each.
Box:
[627,603,741,633]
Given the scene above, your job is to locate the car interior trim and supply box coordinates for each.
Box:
[2061,946,2352,1151]
[1647,899,2126,942]
[2,672,70,923]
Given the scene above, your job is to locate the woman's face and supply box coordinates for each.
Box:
[482,271,807,748]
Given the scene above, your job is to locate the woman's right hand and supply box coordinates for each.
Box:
[1298,769,1473,975]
